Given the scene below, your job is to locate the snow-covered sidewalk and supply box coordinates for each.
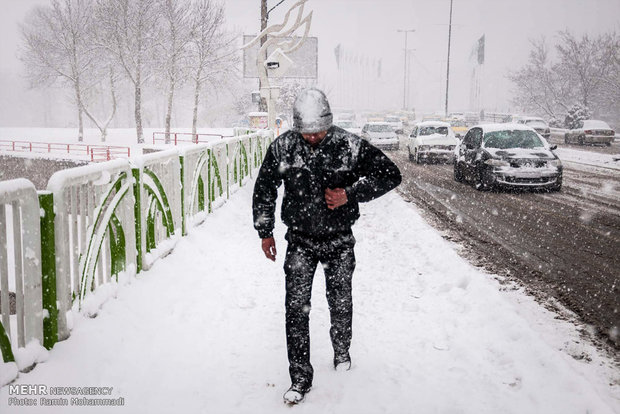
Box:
[2,181,619,414]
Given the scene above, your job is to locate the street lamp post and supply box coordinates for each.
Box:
[397,29,415,110]
[445,0,454,118]
[244,0,312,131]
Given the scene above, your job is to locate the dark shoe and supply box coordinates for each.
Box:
[334,352,351,371]
[283,383,311,404]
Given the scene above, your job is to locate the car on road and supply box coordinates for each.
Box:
[408,121,458,164]
[516,117,551,139]
[564,119,615,146]
[447,118,468,138]
[333,119,362,135]
[454,123,562,191]
[385,115,404,134]
[361,122,399,150]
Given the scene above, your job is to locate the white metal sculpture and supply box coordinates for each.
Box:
[242,0,313,130]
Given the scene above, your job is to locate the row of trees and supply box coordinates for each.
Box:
[20,0,236,143]
[508,30,620,127]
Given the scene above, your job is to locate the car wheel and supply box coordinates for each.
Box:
[474,167,493,191]
[549,183,562,192]
[564,133,569,144]
[548,177,562,192]
[414,149,421,164]
[606,142,611,147]
[408,147,415,161]
[453,162,464,182]
[578,135,585,145]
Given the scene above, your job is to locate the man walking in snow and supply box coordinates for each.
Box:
[252,88,401,404]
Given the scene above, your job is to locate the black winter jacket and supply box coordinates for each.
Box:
[252,126,402,239]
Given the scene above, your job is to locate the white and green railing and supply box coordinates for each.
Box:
[0,130,273,385]
[0,179,46,371]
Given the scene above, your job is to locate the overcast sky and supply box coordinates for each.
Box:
[1,0,619,126]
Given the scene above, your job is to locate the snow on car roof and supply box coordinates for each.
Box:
[365,122,390,126]
[415,121,450,127]
[476,123,536,133]
[582,120,611,128]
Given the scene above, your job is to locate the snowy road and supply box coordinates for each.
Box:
[2,180,619,413]
[392,146,620,349]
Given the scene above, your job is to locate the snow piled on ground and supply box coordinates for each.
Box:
[556,147,620,170]
[1,181,619,413]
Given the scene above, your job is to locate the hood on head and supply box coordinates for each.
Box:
[292,88,333,134]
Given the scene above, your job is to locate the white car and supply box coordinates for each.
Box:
[516,117,551,139]
[361,122,399,150]
[384,116,404,134]
[564,119,615,146]
[333,119,361,135]
[408,121,458,163]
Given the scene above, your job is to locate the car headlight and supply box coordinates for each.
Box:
[548,159,562,168]
[484,158,510,167]
[418,145,430,151]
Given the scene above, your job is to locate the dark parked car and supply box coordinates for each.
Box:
[454,124,562,191]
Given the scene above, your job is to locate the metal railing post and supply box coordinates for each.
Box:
[38,191,58,350]
[180,156,186,236]
[132,168,143,273]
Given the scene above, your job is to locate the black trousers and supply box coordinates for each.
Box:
[283,229,356,388]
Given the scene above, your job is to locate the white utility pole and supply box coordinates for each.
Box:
[397,29,415,110]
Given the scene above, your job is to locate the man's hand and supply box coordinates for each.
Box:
[325,188,348,210]
[261,237,277,261]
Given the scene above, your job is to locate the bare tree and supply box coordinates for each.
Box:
[556,31,618,109]
[508,37,571,118]
[79,63,120,142]
[187,0,238,139]
[159,0,192,143]
[96,0,159,143]
[20,0,95,141]
[277,80,305,119]
[509,31,620,121]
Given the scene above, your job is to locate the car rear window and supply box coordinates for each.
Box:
[335,121,353,128]
[368,124,393,132]
[483,130,544,149]
[525,120,547,129]
[419,126,448,136]
[583,120,610,129]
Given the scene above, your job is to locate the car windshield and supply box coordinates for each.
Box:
[483,129,545,149]
[367,124,393,132]
[419,126,448,136]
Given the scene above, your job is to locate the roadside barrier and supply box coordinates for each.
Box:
[151,132,232,145]
[0,140,130,162]
[0,130,273,385]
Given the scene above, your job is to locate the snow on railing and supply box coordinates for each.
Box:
[47,160,137,340]
[0,179,47,385]
[0,130,274,386]
[133,149,182,270]
[179,130,269,233]
[0,140,130,162]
